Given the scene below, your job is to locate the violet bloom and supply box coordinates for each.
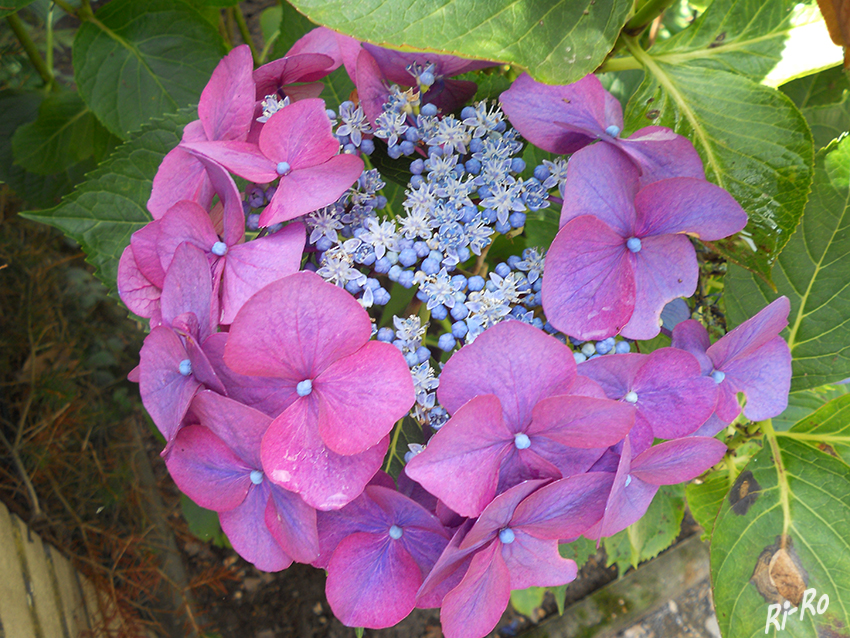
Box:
[586,436,727,539]
[166,391,318,571]
[578,348,719,446]
[499,72,704,186]
[223,271,414,510]
[138,242,225,445]
[313,485,449,628]
[418,475,612,638]
[405,320,634,517]
[542,143,747,341]
[672,297,791,434]
[183,98,364,228]
[148,45,256,218]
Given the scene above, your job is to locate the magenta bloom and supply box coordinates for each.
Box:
[354,43,495,124]
[418,476,612,638]
[578,348,718,444]
[499,72,704,186]
[138,243,224,445]
[252,53,336,103]
[672,297,791,429]
[542,143,748,341]
[148,45,256,218]
[314,485,449,629]
[587,436,727,539]
[223,271,414,510]
[182,98,364,228]
[166,391,318,571]
[406,321,634,517]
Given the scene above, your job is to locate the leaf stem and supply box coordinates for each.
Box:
[6,13,56,89]
[233,4,260,66]
[259,30,279,65]
[52,0,78,17]
[597,55,642,73]
[762,419,791,539]
[625,0,678,34]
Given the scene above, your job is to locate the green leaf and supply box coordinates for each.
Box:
[724,136,850,391]
[319,66,356,111]
[510,586,546,618]
[270,0,317,60]
[72,0,226,139]
[639,0,803,82]
[0,0,35,18]
[603,484,685,574]
[558,536,597,569]
[20,108,194,293]
[354,627,364,638]
[711,420,850,638]
[685,471,729,540]
[772,383,850,432]
[286,0,633,85]
[775,392,850,464]
[11,91,117,175]
[180,495,228,547]
[801,93,850,150]
[780,65,850,109]
[260,4,283,44]
[382,416,423,480]
[623,57,814,282]
[0,90,94,209]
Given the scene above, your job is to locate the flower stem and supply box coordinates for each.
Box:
[624,0,678,34]
[597,55,642,73]
[6,13,56,89]
[233,5,260,66]
[52,0,78,17]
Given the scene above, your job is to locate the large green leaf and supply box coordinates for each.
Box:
[642,0,799,81]
[20,108,194,293]
[0,90,94,209]
[11,91,117,175]
[772,383,849,432]
[725,136,850,391]
[623,56,814,282]
[72,0,226,139]
[0,0,35,18]
[711,415,850,638]
[780,65,849,109]
[685,472,728,539]
[511,586,546,618]
[800,94,850,150]
[287,0,633,85]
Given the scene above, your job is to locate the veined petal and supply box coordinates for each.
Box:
[259,154,364,227]
[542,215,635,341]
[156,201,219,274]
[630,437,727,485]
[265,484,319,564]
[635,177,747,240]
[620,233,696,341]
[147,143,214,219]
[722,336,791,421]
[253,53,336,97]
[440,542,510,638]
[559,143,640,235]
[708,297,790,369]
[260,397,387,511]
[117,245,160,318]
[159,243,214,341]
[225,271,371,379]
[501,530,577,589]
[437,320,576,429]
[315,341,414,455]
[219,482,292,572]
[182,140,277,184]
[220,222,305,325]
[165,424,252,511]
[529,395,634,448]
[198,45,256,142]
[259,98,340,168]
[190,390,270,467]
[405,395,513,518]
[326,532,421,629]
[612,127,705,187]
[671,320,713,376]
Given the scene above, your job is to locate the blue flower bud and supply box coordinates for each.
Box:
[467,275,485,292]
[388,264,403,281]
[431,304,448,321]
[438,333,456,352]
[626,237,642,253]
[494,262,511,277]
[510,158,526,174]
[405,351,419,367]
[416,346,431,364]
[178,359,192,376]
[410,158,425,175]
[345,280,362,294]
[389,524,404,539]
[615,340,631,354]
[360,139,375,155]
[400,140,416,155]
[399,248,418,267]
[711,370,726,384]
[376,327,395,342]
[507,255,521,269]
[509,212,526,229]
[495,220,511,234]
[581,342,596,357]
[374,257,392,274]
[250,470,264,485]
[373,287,391,305]
[450,302,469,321]
[315,236,333,252]
[605,125,621,137]
[388,144,403,159]
[420,257,440,275]
[533,164,551,181]
[465,158,481,175]
[410,174,424,188]
[276,161,291,176]
[461,106,477,120]
[573,352,587,364]
[456,246,471,262]
[404,128,420,142]
[624,391,638,404]
[398,270,415,288]
[451,321,468,339]
[421,103,438,117]
[211,241,228,257]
